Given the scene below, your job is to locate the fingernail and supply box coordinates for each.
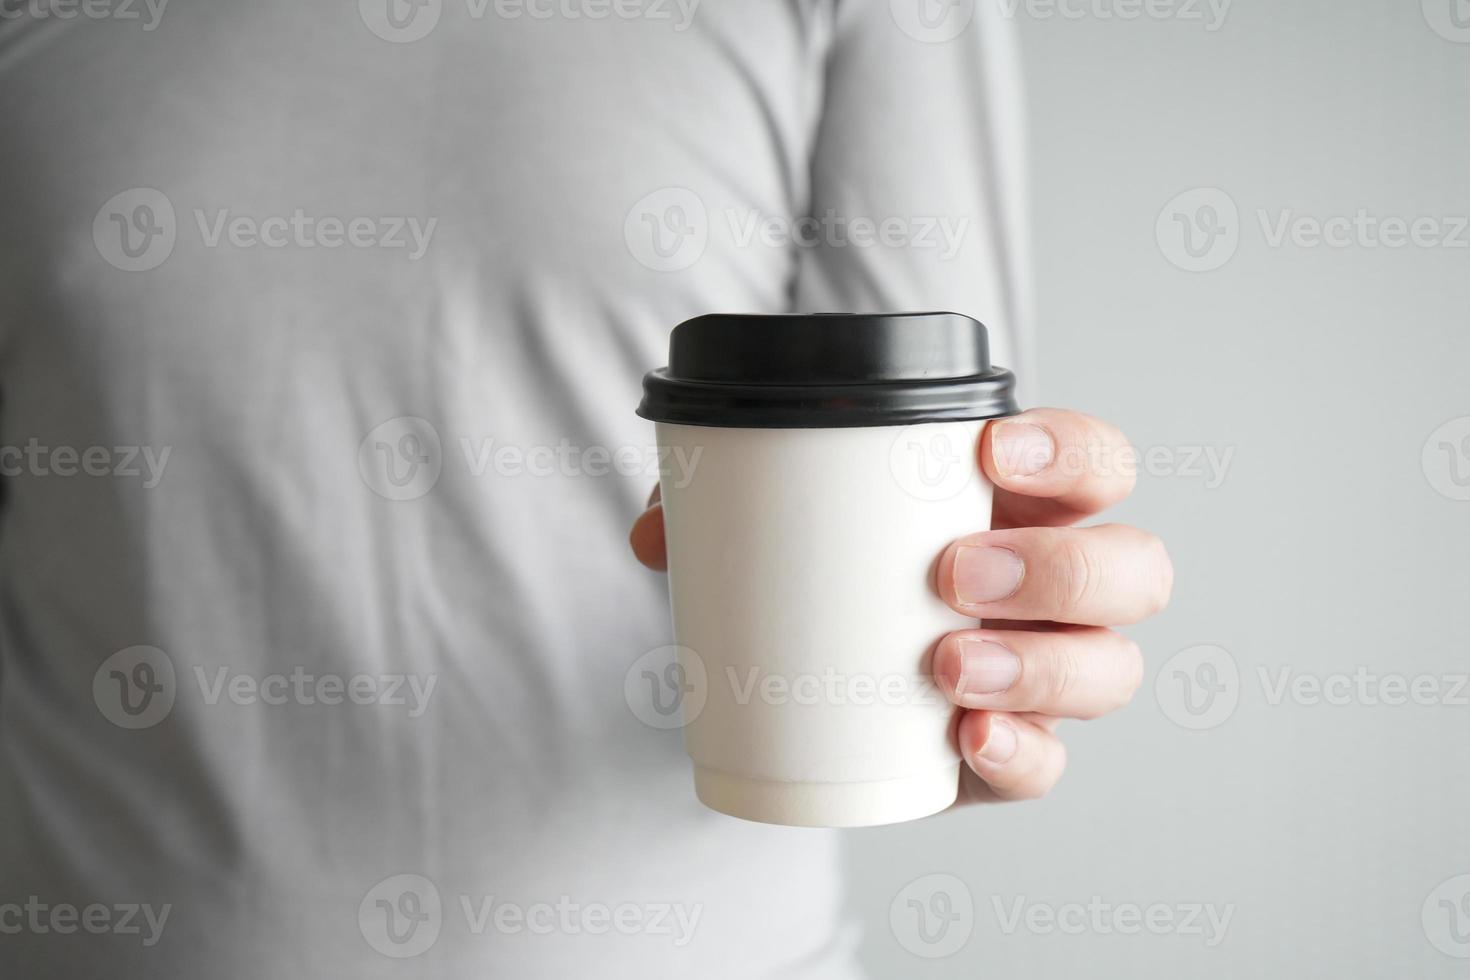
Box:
[992,421,1055,477]
[955,640,1021,695]
[977,717,1018,765]
[953,546,1024,604]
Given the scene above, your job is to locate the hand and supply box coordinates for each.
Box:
[628,408,1173,805]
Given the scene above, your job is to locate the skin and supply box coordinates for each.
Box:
[628,408,1173,805]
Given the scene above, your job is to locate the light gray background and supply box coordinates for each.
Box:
[847,1,1470,975]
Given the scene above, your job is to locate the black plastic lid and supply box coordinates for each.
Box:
[637,312,1018,428]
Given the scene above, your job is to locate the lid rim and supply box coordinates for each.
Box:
[639,311,1019,428]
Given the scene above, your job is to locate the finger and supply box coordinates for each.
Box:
[629,503,667,571]
[937,523,1173,626]
[956,711,1066,802]
[933,627,1143,720]
[983,408,1137,528]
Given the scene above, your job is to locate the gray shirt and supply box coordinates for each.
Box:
[0,1,1027,974]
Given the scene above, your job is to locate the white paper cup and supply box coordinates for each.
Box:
[639,313,1017,828]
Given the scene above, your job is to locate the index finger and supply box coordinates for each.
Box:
[982,408,1137,528]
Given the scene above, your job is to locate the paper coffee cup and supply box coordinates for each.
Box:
[637,313,1018,828]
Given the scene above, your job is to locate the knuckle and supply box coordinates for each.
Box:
[1053,533,1105,618]
[1040,642,1083,708]
[1019,738,1066,800]
[997,726,1066,801]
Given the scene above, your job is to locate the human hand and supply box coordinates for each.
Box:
[628,408,1173,805]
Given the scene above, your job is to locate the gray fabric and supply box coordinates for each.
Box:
[0,1,1026,975]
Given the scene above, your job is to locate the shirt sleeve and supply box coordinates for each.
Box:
[793,0,1035,397]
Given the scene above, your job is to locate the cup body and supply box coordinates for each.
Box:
[656,419,992,827]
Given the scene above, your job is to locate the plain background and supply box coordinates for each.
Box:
[847,1,1470,976]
